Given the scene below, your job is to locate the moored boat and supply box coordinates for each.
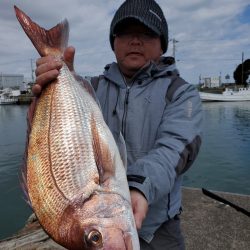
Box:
[199,87,250,102]
[0,97,18,105]
[0,88,19,105]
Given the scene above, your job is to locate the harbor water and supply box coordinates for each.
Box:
[0,102,250,240]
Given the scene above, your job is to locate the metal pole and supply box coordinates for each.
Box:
[0,72,3,89]
[30,58,34,83]
[172,38,179,59]
[242,52,244,85]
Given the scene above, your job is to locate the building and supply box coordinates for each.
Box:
[0,74,24,89]
[203,76,221,88]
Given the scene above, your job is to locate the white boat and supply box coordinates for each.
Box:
[0,88,19,105]
[0,97,18,105]
[199,87,250,102]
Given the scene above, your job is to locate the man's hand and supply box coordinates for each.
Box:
[130,189,148,229]
[33,46,75,96]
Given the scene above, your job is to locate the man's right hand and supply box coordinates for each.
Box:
[33,46,75,96]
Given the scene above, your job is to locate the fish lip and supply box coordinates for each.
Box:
[123,232,134,250]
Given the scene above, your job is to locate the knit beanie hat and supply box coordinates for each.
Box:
[110,0,168,53]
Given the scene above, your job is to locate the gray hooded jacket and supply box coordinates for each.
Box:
[87,57,202,243]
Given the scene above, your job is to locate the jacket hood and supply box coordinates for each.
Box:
[103,56,179,88]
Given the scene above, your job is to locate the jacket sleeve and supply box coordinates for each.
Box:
[127,81,203,205]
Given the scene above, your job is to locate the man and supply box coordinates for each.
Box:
[34,0,202,249]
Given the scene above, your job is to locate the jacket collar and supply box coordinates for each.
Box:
[103,56,179,87]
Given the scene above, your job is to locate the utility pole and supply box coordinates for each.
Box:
[0,72,3,89]
[30,58,35,83]
[170,38,179,59]
[173,38,179,58]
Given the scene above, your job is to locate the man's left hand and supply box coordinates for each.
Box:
[130,189,148,229]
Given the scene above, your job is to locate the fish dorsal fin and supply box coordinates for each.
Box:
[76,77,100,105]
[91,115,115,184]
[14,5,68,56]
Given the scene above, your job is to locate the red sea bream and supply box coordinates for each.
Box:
[15,6,139,250]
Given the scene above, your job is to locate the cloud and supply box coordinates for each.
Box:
[0,0,249,85]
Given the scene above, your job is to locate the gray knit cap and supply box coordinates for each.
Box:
[110,0,168,53]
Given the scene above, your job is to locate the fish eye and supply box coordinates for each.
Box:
[86,230,103,247]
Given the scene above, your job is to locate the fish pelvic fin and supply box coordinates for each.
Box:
[14,5,69,56]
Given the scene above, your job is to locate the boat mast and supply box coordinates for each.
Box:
[242,52,244,86]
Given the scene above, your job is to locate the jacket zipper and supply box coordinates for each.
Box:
[121,86,130,139]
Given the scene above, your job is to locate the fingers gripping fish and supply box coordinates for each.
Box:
[14,6,139,250]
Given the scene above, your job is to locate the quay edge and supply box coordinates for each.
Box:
[181,187,250,250]
[17,94,33,104]
[0,187,249,250]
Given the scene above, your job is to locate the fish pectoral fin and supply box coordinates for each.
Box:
[91,116,115,184]
[78,78,100,105]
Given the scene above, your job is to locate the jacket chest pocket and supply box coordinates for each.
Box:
[125,94,166,152]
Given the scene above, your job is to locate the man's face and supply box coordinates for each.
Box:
[113,22,163,78]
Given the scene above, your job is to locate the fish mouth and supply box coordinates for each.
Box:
[123,232,134,250]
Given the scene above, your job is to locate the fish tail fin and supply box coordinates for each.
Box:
[14,5,69,56]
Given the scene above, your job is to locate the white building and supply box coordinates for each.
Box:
[203,76,221,88]
[0,74,24,89]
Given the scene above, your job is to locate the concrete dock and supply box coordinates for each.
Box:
[0,187,249,249]
[181,187,250,250]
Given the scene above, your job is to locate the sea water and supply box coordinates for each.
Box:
[0,102,250,239]
[184,102,250,195]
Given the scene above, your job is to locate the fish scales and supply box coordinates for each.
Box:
[46,65,99,200]
[28,64,101,214]
[15,5,139,250]
[27,80,68,233]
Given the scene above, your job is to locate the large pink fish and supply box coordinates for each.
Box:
[15,6,139,250]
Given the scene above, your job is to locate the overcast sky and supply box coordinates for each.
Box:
[1,0,250,85]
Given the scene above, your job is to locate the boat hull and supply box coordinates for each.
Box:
[0,98,18,105]
[199,88,250,102]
